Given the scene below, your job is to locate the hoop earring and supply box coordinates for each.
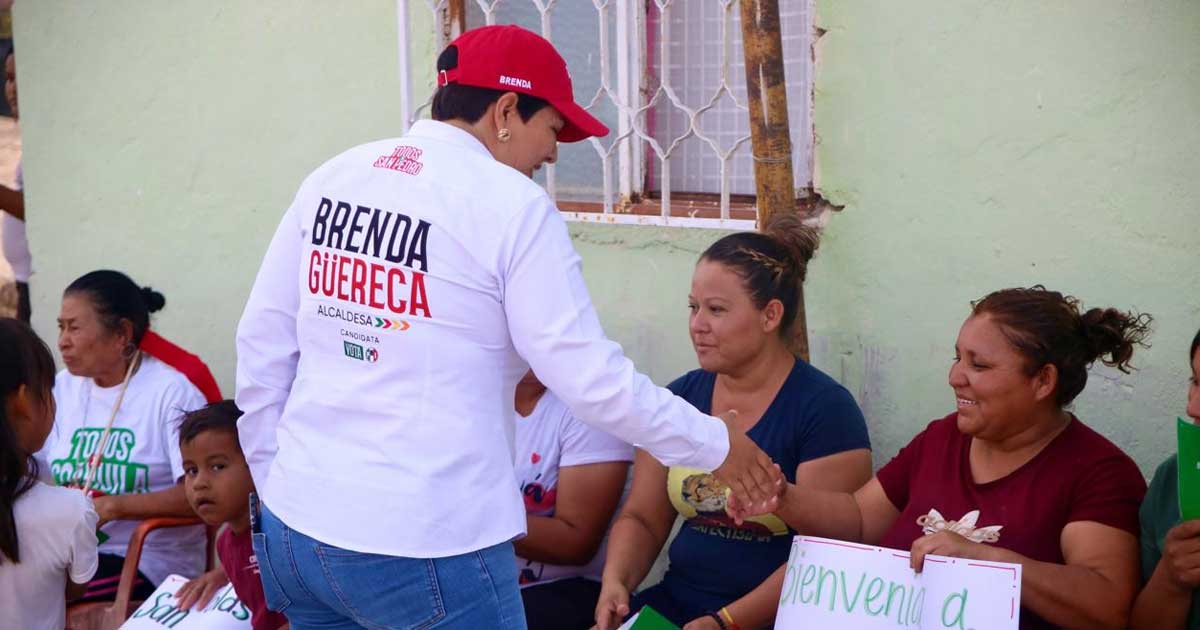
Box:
[498,128,511,142]
[122,343,138,360]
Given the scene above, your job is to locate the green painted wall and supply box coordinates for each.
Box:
[804,1,1200,472]
[575,1,1199,475]
[15,1,434,393]
[15,2,1199,475]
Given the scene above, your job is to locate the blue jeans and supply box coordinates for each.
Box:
[252,501,527,630]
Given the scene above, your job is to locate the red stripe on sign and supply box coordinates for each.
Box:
[967,562,1019,579]
[924,558,948,564]
[801,538,876,552]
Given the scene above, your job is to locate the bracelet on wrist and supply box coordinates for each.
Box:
[719,606,741,630]
[707,612,728,630]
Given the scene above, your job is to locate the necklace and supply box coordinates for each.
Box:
[71,354,142,485]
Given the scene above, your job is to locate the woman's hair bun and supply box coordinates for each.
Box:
[762,212,820,280]
[140,286,167,314]
[1079,306,1152,373]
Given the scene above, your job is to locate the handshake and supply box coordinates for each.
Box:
[710,410,787,523]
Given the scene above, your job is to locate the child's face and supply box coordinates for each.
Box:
[181,429,255,528]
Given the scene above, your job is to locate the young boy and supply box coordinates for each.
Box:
[176,400,288,630]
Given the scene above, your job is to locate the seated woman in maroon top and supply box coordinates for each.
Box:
[729,286,1150,629]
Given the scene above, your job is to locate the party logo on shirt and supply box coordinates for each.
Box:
[343,341,365,361]
[49,427,151,495]
[342,339,381,364]
[373,145,424,175]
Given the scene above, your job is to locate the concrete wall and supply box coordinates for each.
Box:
[14,1,1199,474]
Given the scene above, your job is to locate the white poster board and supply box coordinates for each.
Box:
[120,574,254,629]
[775,536,1021,630]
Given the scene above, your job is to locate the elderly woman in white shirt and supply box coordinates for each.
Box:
[236,24,782,630]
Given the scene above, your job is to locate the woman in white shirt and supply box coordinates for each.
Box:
[0,318,99,630]
[41,270,206,601]
[236,24,781,630]
[513,370,633,630]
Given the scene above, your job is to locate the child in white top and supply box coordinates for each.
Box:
[0,319,99,630]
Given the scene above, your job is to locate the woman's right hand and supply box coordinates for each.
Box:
[726,463,786,525]
[593,579,631,630]
[1162,520,1200,591]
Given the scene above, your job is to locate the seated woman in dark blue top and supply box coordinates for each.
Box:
[595,214,873,630]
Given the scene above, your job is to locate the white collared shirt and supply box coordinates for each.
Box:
[235,120,728,558]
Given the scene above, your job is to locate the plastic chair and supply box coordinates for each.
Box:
[65,517,217,630]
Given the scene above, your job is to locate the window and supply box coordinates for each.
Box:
[399,0,813,229]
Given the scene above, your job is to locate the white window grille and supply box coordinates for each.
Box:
[396,0,813,230]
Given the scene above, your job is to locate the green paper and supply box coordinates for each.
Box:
[630,606,680,630]
[1177,417,1200,520]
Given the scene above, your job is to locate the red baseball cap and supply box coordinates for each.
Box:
[439,25,609,143]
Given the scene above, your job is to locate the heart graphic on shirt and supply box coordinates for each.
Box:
[531,453,542,464]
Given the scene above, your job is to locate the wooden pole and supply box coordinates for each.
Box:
[447,0,467,38]
[739,0,809,361]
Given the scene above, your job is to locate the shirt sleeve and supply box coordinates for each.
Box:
[1138,459,1174,583]
[1070,446,1152,535]
[1067,449,1148,538]
[875,420,939,511]
[235,185,307,489]
[557,403,635,468]
[794,385,872,463]
[497,197,729,471]
[68,493,101,584]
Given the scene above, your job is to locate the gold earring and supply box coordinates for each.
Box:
[498,128,511,142]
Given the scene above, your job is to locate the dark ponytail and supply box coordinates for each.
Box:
[699,212,820,337]
[64,270,166,346]
[971,286,1153,406]
[0,319,57,564]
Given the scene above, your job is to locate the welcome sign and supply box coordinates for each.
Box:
[120,575,253,629]
[775,536,1021,630]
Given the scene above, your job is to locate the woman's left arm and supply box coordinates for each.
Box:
[912,521,1140,629]
[514,461,630,566]
[94,481,195,525]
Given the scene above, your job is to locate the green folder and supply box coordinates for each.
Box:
[1178,417,1200,520]
[628,606,680,630]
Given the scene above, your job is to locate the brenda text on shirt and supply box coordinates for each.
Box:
[775,536,1021,630]
[307,197,432,318]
